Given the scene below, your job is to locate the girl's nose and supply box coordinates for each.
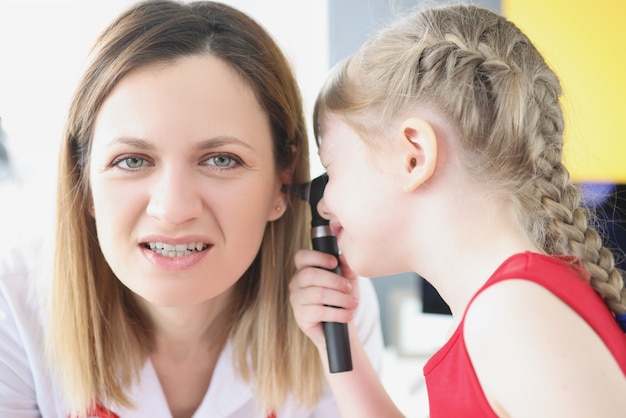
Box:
[146,168,202,225]
[316,195,332,221]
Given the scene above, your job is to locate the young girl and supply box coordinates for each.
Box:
[289,4,626,417]
[0,1,383,417]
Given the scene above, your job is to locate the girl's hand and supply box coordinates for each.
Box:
[289,250,360,349]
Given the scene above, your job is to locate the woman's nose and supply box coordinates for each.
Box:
[146,167,202,225]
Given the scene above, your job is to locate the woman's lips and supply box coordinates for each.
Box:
[144,241,210,258]
[140,242,212,271]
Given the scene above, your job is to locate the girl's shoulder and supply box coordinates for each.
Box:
[462,252,626,416]
[464,251,623,356]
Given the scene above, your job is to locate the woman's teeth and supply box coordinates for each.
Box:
[147,242,209,257]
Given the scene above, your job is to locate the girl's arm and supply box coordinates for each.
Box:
[290,250,405,418]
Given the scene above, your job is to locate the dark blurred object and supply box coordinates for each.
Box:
[580,182,626,271]
[421,277,451,315]
[0,117,12,181]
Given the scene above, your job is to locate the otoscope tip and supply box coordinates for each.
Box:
[281,182,311,202]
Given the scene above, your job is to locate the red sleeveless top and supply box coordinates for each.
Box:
[423,252,626,417]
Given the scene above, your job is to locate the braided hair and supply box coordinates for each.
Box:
[314,5,626,327]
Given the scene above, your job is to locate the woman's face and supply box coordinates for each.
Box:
[89,54,285,306]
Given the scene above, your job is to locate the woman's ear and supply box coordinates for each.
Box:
[268,169,290,221]
[87,195,95,218]
[399,117,438,192]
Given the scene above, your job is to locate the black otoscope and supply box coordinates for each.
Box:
[283,173,353,373]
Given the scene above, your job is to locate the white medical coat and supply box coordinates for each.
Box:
[0,242,384,418]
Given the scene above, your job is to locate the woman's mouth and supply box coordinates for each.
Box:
[144,242,210,258]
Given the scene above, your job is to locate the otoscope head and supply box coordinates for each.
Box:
[282,173,329,228]
[308,174,329,227]
[281,181,310,202]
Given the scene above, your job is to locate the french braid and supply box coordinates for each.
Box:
[316,5,626,319]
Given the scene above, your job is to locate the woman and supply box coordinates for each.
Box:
[0,1,383,417]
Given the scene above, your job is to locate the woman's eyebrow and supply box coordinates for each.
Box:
[104,136,255,152]
[193,136,255,151]
[106,137,155,150]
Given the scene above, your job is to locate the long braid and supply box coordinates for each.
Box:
[424,6,626,320]
[514,26,626,317]
[321,5,626,323]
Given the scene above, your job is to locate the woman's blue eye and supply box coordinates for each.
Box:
[206,154,239,168]
[118,157,146,169]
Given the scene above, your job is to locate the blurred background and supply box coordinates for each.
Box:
[1,1,624,416]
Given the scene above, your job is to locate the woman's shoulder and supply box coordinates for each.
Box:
[1,242,34,277]
[0,237,65,416]
[0,236,51,330]
[1,235,47,284]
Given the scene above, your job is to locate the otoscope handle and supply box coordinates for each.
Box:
[312,230,353,373]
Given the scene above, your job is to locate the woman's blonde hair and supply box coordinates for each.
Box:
[314,5,626,317]
[50,1,320,415]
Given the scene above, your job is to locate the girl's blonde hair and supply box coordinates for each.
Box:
[314,5,626,317]
[50,1,320,415]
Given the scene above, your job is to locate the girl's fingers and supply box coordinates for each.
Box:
[290,272,359,310]
[290,267,353,295]
[289,249,361,347]
[290,291,356,347]
[291,250,353,294]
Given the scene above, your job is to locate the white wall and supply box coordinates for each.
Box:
[0,0,328,242]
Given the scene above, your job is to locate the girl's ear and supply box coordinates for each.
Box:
[399,117,438,192]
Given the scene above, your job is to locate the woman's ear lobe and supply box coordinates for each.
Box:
[87,196,95,218]
[268,170,290,221]
[400,117,438,192]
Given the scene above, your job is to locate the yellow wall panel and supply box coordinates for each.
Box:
[503,0,626,182]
